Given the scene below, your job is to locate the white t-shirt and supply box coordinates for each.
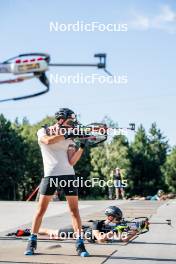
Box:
[37,128,75,177]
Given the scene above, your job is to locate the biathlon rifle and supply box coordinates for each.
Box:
[103,217,172,235]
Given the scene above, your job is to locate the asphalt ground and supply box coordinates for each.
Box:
[0,199,175,264]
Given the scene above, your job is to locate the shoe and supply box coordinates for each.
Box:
[24,234,37,255]
[76,241,89,257]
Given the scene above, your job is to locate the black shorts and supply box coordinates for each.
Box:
[39,175,78,196]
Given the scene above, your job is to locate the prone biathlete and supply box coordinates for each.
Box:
[9,206,148,244]
[24,206,147,243]
[38,206,139,242]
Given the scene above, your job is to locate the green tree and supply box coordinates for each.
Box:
[0,114,26,200]
[128,123,169,196]
[90,144,108,198]
[162,147,176,192]
[75,146,92,197]
[148,123,169,191]
[17,116,56,200]
[90,135,130,198]
[108,135,130,177]
[128,125,148,196]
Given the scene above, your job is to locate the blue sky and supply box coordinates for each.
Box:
[0,0,176,145]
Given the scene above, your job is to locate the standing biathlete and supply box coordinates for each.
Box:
[24,108,89,257]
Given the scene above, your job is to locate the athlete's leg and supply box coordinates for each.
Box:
[39,227,61,239]
[66,195,89,257]
[38,226,75,239]
[24,194,52,255]
[38,227,50,235]
[31,194,52,234]
[115,187,119,199]
[120,188,125,199]
[66,195,82,236]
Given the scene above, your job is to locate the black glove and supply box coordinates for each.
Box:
[80,142,86,149]
[79,139,88,149]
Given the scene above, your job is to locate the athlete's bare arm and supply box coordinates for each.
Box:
[92,230,114,243]
[67,145,84,166]
[38,228,60,239]
[40,134,65,145]
[92,229,138,243]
